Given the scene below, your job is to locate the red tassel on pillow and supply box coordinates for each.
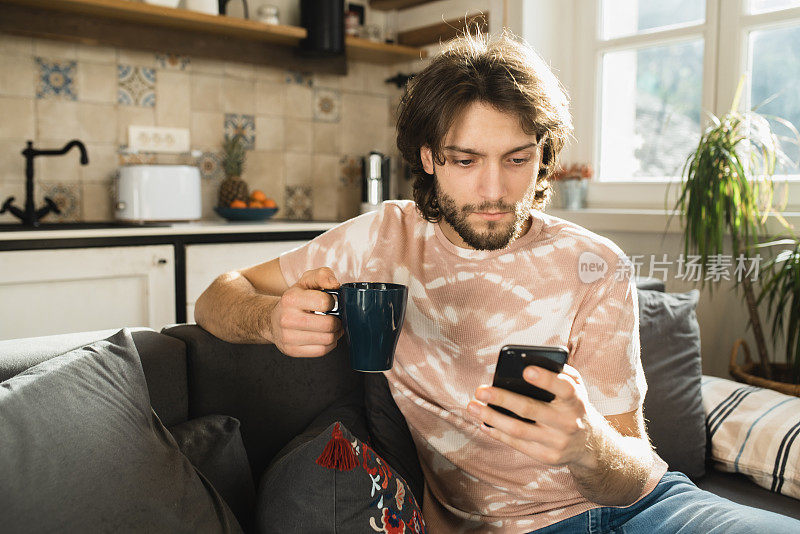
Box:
[315,422,358,471]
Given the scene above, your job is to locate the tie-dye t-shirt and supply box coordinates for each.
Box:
[279,200,668,533]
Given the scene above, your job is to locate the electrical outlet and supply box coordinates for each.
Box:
[128,125,191,153]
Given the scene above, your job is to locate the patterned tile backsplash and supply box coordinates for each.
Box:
[37,182,81,222]
[36,58,77,100]
[285,185,313,220]
[197,151,224,181]
[224,113,256,150]
[313,88,341,123]
[0,33,409,223]
[285,71,314,87]
[155,53,190,71]
[117,65,156,107]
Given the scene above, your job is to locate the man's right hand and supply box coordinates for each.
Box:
[266,267,344,358]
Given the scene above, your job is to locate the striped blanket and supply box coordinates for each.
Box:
[702,375,800,499]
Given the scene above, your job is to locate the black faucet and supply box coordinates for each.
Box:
[0,140,89,227]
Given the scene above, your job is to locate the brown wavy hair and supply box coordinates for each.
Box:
[396,29,573,222]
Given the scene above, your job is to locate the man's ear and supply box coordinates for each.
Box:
[420,146,435,175]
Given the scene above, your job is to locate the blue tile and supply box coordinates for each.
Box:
[285,70,313,87]
[36,58,77,100]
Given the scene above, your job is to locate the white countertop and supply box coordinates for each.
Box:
[0,219,340,241]
[6,209,798,241]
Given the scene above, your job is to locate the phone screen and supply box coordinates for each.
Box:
[487,344,569,425]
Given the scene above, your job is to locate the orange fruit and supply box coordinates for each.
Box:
[248,200,264,208]
[263,198,277,208]
[250,190,267,202]
[230,199,247,208]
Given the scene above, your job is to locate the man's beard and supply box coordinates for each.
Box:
[435,180,537,251]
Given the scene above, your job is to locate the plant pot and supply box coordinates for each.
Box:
[556,179,588,209]
[729,338,800,397]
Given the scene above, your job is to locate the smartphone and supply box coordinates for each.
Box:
[486,344,569,426]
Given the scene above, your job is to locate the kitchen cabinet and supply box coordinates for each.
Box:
[185,240,305,321]
[0,221,332,336]
[0,245,175,341]
[0,0,426,73]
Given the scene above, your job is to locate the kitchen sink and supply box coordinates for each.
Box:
[0,221,172,232]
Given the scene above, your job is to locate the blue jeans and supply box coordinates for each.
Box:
[531,471,800,533]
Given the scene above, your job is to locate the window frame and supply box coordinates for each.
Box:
[570,0,800,210]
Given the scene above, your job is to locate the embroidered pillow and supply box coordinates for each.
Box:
[256,420,426,533]
[702,375,800,499]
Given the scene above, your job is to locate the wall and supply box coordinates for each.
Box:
[0,31,410,223]
[0,5,770,380]
[581,224,786,379]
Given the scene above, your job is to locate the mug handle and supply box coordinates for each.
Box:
[321,288,341,317]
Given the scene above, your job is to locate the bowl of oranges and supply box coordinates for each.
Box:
[214,190,279,222]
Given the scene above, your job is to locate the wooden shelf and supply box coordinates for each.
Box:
[0,0,426,70]
[369,0,438,11]
[398,12,487,47]
[2,0,307,45]
[346,36,425,63]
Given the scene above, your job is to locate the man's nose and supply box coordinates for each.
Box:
[477,160,506,201]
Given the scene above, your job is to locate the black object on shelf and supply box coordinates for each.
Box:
[385,72,415,88]
[299,0,345,57]
[218,0,249,19]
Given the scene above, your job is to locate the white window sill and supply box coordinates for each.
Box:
[545,207,800,236]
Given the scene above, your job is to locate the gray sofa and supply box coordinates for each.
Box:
[1,281,798,532]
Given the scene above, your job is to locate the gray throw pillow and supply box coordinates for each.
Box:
[169,415,256,532]
[0,328,242,534]
[638,288,706,479]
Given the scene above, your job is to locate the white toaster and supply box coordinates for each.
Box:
[115,165,201,222]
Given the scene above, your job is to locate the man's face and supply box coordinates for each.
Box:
[420,101,542,251]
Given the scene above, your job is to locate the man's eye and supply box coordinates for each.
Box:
[454,159,473,166]
[510,158,530,165]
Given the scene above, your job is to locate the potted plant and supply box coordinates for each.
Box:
[551,163,593,209]
[745,237,800,393]
[668,79,800,394]
[218,134,249,208]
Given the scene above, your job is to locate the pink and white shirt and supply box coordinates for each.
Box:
[279,200,668,533]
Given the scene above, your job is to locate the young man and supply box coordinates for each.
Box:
[195,32,800,533]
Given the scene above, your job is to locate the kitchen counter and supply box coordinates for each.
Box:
[0,219,339,241]
[0,218,340,324]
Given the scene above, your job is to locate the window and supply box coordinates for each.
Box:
[586,0,800,182]
[747,20,800,175]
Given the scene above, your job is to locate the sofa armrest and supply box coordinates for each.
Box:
[635,276,666,292]
[161,324,364,483]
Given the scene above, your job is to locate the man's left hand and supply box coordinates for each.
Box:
[467,364,602,469]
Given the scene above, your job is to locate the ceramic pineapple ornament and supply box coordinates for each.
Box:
[218,134,249,207]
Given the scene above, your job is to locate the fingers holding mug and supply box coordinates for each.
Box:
[269,267,343,357]
[296,267,340,291]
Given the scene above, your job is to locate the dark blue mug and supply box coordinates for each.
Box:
[322,282,408,372]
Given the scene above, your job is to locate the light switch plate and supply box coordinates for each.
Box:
[128,125,190,153]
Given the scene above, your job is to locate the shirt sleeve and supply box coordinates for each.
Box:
[568,255,646,416]
[278,205,386,287]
